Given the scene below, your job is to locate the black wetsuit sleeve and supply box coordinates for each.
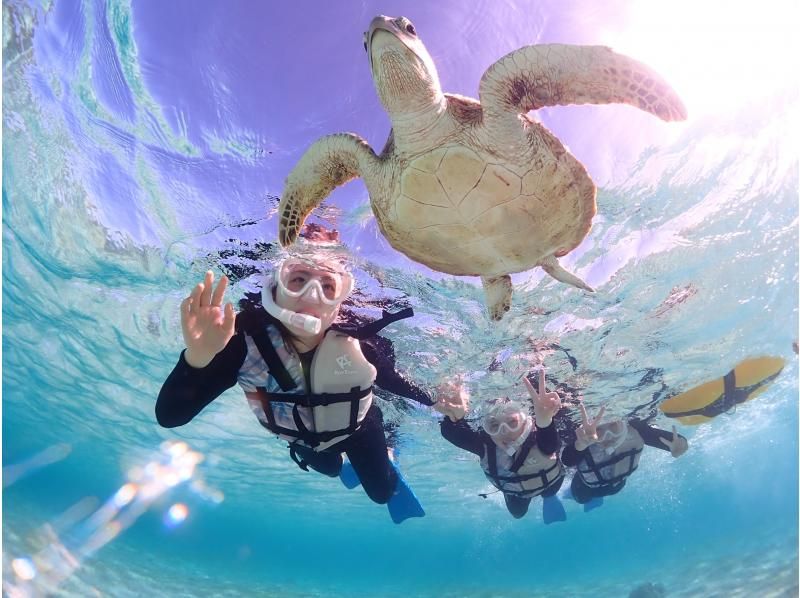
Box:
[155,333,247,428]
[440,418,485,457]
[629,418,685,452]
[535,422,560,455]
[561,443,588,467]
[361,337,435,406]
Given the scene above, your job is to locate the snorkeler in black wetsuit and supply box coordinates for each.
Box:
[439,411,563,517]
[156,254,434,507]
[432,370,567,521]
[561,410,688,504]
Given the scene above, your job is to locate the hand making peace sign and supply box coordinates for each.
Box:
[523,368,562,427]
[574,403,607,451]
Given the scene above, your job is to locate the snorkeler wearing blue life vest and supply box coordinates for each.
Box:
[155,244,431,523]
[433,370,567,522]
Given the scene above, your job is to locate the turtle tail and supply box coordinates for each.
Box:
[540,255,594,292]
[481,275,513,321]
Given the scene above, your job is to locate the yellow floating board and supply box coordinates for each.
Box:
[659,356,786,425]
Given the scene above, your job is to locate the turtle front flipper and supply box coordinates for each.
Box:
[540,255,594,293]
[279,133,378,246]
[479,44,687,136]
[481,275,513,321]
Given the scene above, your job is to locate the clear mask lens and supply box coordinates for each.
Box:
[277,258,352,305]
[598,420,628,454]
[598,421,625,443]
[483,403,526,436]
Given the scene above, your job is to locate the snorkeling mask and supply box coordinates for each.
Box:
[597,419,628,455]
[482,400,530,436]
[261,256,353,337]
[276,257,353,305]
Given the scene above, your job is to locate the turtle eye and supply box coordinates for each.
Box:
[396,17,416,36]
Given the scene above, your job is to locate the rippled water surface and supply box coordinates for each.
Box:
[3,0,799,596]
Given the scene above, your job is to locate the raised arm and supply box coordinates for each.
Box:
[630,419,688,457]
[432,378,484,457]
[440,418,485,457]
[561,403,606,466]
[155,340,245,427]
[362,336,435,406]
[523,368,563,454]
[155,271,245,427]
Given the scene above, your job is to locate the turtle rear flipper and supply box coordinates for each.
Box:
[482,275,513,321]
[540,255,594,293]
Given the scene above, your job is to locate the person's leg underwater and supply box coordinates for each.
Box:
[541,476,567,523]
[503,493,532,519]
[289,444,343,477]
[340,405,425,523]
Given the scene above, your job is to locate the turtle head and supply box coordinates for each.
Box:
[364,16,444,121]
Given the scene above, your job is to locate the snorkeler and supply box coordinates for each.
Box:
[433,370,567,522]
[155,244,433,523]
[561,405,689,509]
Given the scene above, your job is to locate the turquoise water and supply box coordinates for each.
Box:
[3,1,799,596]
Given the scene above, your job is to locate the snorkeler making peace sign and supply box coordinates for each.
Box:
[523,369,562,427]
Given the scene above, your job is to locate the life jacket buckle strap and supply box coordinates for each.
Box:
[251,331,297,392]
[289,446,309,471]
[331,307,414,340]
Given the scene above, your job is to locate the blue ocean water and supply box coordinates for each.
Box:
[3,0,799,596]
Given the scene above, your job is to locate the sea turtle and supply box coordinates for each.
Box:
[278,15,686,320]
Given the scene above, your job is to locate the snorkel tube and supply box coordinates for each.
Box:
[261,274,322,336]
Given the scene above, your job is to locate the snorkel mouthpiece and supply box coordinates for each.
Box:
[262,274,322,336]
[285,311,322,335]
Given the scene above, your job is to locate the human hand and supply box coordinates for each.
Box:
[523,368,561,427]
[180,271,236,368]
[433,377,470,422]
[659,425,689,458]
[574,403,607,451]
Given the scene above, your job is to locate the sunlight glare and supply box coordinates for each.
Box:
[164,503,189,528]
[608,0,799,116]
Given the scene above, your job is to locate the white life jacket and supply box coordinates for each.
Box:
[238,307,412,452]
[577,425,644,488]
[480,433,563,498]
